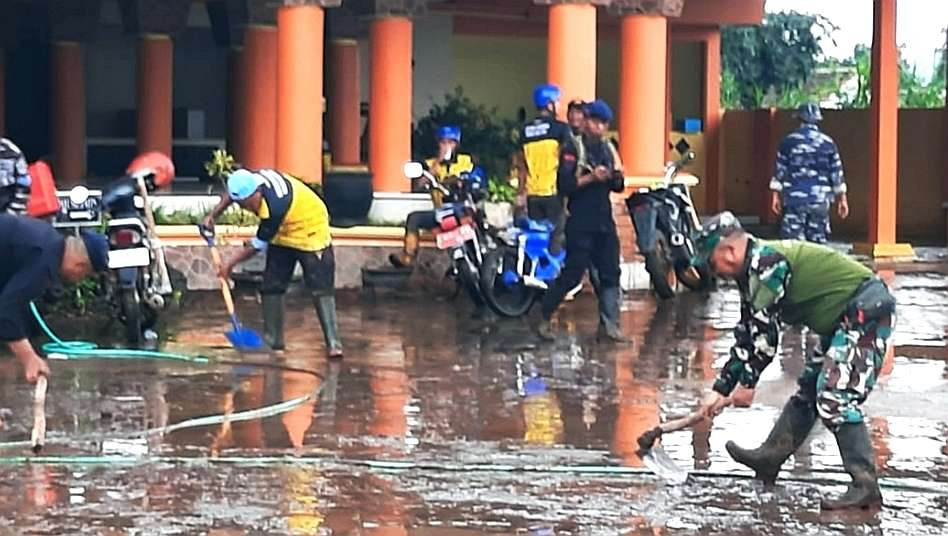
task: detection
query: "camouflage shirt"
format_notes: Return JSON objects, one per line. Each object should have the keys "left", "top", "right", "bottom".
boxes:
{"left": 712, "top": 238, "right": 873, "bottom": 396}
{"left": 770, "top": 124, "right": 845, "bottom": 208}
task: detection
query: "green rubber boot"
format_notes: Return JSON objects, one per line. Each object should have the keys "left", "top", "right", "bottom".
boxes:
{"left": 261, "top": 294, "right": 285, "bottom": 351}
{"left": 314, "top": 294, "right": 344, "bottom": 358}
{"left": 725, "top": 395, "right": 817, "bottom": 484}
{"left": 821, "top": 422, "right": 883, "bottom": 510}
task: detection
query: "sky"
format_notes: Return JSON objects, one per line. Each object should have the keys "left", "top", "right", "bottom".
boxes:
{"left": 764, "top": 0, "right": 948, "bottom": 79}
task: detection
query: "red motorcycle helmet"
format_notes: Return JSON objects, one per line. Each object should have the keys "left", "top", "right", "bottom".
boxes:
{"left": 126, "top": 151, "right": 175, "bottom": 190}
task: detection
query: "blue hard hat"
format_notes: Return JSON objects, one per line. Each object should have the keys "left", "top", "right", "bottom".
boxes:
{"left": 437, "top": 125, "right": 462, "bottom": 143}
{"left": 584, "top": 99, "right": 614, "bottom": 123}
{"left": 80, "top": 231, "right": 110, "bottom": 272}
{"left": 796, "top": 102, "right": 823, "bottom": 123}
{"left": 533, "top": 83, "right": 562, "bottom": 109}
{"left": 227, "top": 169, "right": 264, "bottom": 201}
{"left": 461, "top": 165, "right": 486, "bottom": 189}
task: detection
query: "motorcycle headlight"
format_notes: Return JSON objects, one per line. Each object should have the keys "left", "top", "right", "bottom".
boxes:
{"left": 69, "top": 186, "right": 90, "bottom": 205}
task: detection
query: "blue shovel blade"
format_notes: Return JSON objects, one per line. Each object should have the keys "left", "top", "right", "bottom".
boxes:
{"left": 225, "top": 324, "right": 265, "bottom": 351}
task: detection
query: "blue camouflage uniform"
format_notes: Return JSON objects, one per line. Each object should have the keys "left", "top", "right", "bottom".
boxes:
{"left": 770, "top": 124, "right": 845, "bottom": 243}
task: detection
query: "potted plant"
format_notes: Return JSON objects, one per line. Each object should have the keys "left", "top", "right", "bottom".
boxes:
{"left": 322, "top": 164, "right": 373, "bottom": 228}
{"left": 484, "top": 176, "right": 516, "bottom": 229}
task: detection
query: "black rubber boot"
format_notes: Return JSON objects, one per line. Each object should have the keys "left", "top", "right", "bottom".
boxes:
{"left": 821, "top": 422, "right": 883, "bottom": 510}
{"left": 536, "top": 315, "right": 556, "bottom": 341}
{"left": 314, "top": 294, "right": 344, "bottom": 358}
{"left": 725, "top": 395, "right": 817, "bottom": 484}
{"left": 261, "top": 294, "right": 285, "bottom": 351}
{"left": 597, "top": 287, "right": 630, "bottom": 343}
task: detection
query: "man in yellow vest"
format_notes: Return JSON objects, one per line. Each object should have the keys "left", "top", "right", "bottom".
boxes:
{"left": 203, "top": 169, "right": 342, "bottom": 358}
{"left": 389, "top": 125, "right": 484, "bottom": 268}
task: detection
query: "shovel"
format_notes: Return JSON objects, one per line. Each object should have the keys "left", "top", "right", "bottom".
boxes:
{"left": 635, "top": 409, "right": 712, "bottom": 485}
{"left": 198, "top": 225, "right": 265, "bottom": 351}
{"left": 31, "top": 375, "right": 47, "bottom": 454}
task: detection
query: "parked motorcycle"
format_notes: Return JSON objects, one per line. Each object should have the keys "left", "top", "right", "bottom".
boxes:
{"left": 52, "top": 153, "right": 175, "bottom": 345}
{"left": 479, "top": 218, "right": 565, "bottom": 317}
{"left": 402, "top": 161, "right": 491, "bottom": 308}
{"left": 625, "top": 140, "right": 710, "bottom": 299}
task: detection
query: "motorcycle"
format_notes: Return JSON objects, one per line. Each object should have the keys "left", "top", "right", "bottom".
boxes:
{"left": 625, "top": 139, "right": 710, "bottom": 299}
{"left": 478, "top": 218, "right": 566, "bottom": 317}
{"left": 402, "top": 161, "right": 491, "bottom": 308}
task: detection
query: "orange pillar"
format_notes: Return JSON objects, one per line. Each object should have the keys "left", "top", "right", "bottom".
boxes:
{"left": 328, "top": 39, "right": 361, "bottom": 166}
{"left": 619, "top": 14, "right": 668, "bottom": 180}
{"left": 241, "top": 25, "right": 278, "bottom": 169}
{"left": 702, "top": 29, "right": 723, "bottom": 212}
{"left": 276, "top": 6, "right": 324, "bottom": 184}
{"left": 547, "top": 3, "right": 596, "bottom": 118}
{"left": 137, "top": 34, "right": 173, "bottom": 156}
{"left": 50, "top": 41, "right": 86, "bottom": 185}
{"left": 369, "top": 17, "right": 412, "bottom": 192}
{"left": 858, "top": 0, "right": 913, "bottom": 257}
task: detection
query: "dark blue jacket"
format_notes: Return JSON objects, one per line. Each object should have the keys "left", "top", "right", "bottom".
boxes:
{"left": 0, "top": 215, "right": 64, "bottom": 341}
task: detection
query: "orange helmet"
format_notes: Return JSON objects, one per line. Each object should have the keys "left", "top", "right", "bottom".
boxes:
{"left": 126, "top": 151, "right": 175, "bottom": 190}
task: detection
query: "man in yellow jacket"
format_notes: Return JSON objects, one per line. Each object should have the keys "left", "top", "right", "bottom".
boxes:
{"left": 203, "top": 169, "right": 342, "bottom": 357}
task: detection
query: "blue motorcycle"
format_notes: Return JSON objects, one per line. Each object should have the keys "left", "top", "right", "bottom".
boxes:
{"left": 479, "top": 218, "right": 566, "bottom": 317}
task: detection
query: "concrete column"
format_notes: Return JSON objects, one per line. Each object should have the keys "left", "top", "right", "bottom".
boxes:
{"left": 227, "top": 46, "right": 243, "bottom": 163}
{"left": 369, "top": 16, "right": 413, "bottom": 192}
{"left": 136, "top": 34, "right": 173, "bottom": 156}
{"left": 619, "top": 14, "right": 667, "bottom": 179}
{"left": 546, "top": 3, "right": 597, "bottom": 119}
{"left": 702, "top": 29, "right": 722, "bottom": 212}
{"left": 241, "top": 25, "right": 278, "bottom": 169}
{"left": 50, "top": 41, "right": 86, "bottom": 185}
{"left": 328, "top": 39, "right": 361, "bottom": 166}
{"left": 276, "top": 6, "right": 324, "bottom": 183}
{"left": 856, "top": 0, "right": 913, "bottom": 257}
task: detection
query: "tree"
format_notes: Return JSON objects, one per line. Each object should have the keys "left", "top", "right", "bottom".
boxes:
{"left": 835, "top": 42, "right": 946, "bottom": 109}
{"left": 722, "top": 11, "right": 837, "bottom": 109}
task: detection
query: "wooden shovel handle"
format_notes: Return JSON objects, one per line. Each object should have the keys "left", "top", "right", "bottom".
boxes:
{"left": 208, "top": 245, "right": 236, "bottom": 317}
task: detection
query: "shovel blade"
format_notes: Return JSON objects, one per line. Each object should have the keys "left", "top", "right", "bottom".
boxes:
{"left": 642, "top": 445, "right": 689, "bottom": 485}
{"left": 225, "top": 327, "right": 265, "bottom": 351}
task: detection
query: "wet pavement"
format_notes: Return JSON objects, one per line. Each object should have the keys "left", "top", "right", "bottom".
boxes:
{"left": 1, "top": 257, "right": 947, "bottom": 535}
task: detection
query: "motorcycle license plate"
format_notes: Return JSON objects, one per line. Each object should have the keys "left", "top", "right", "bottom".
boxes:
{"left": 435, "top": 224, "right": 476, "bottom": 250}
{"left": 108, "top": 247, "right": 150, "bottom": 269}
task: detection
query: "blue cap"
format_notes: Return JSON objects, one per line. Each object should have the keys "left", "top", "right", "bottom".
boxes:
{"left": 584, "top": 99, "right": 614, "bottom": 123}
{"left": 80, "top": 231, "right": 109, "bottom": 272}
{"left": 533, "top": 83, "right": 562, "bottom": 109}
{"left": 437, "top": 125, "right": 462, "bottom": 143}
{"left": 227, "top": 169, "right": 264, "bottom": 201}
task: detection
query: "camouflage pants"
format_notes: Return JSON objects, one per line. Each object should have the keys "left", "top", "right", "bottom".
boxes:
{"left": 797, "top": 282, "right": 895, "bottom": 429}
{"left": 780, "top": 203, "right": 830, "bottom": 243}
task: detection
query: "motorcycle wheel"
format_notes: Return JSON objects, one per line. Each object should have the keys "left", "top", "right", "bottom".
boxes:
{"left": 479, "top": 249, "right": 537, "bottom": 317}
{"left": 644, "top": 239, "right": 675, "bottom": 300}
{"left": 120, "top": 287, "right": 144, "bottom": 346}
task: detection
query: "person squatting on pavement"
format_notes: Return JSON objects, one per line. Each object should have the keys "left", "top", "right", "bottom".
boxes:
{"left": 516, "top": 84, "right": 571, "bottom": 255}
{"left": 0, "top": 215, "right": 109, "bottom": 382}
{"left": 537, "top": 99, "right": 628, "bottom": 343}
{"left": 0, "top": 137, "right": 32, "bottom": 215}
{"left": 771, "top": 103, "right": 849, "bottom": 243}
{"left": 203, "top": 169, "right": 343, "bottom": 358}
{"left": 694, "top": 212, "right": 895, "bottom": 510}
{"left": 389, "top": 125, "right": 485, "bottom": 269}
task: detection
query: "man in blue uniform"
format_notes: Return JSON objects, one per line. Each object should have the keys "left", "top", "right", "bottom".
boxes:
{"left": 770, "top": 103, "right": 849, "bottom": 243}
{"left": 0, "top": 215, "right": 109, "bottom": 382}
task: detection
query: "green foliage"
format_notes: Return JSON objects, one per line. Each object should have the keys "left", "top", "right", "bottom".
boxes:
{"left": 834, "top": 43, "right": 946, "bottom": 109}
{"left": 722, "top": 11, "right": 837, "bottom": 109}
{"left": 152, "top": 206, "right": 259, "bottom": 226}
{"left": 412, "top": 87, "right": 520, "bottom": 180}
{"left": 204, "top": 149, "right": 236, "bottom": 183}
{"left": 487, "top": 177, "right": 517, "bottom": 204}
{"left": 47, "top": 277, "right": 104, "bottom": 316}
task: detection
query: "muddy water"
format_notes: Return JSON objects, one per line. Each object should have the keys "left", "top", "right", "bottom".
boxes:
{"left": 0, "top": 266, "right": 946, "bottom": 535}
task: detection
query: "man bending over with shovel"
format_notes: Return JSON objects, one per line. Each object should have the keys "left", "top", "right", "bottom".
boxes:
{"left": 692, "top": 212, "right": 895, "bottom": 511}
{"left": 203, "top": 169, "right": 343, "bottom": 358}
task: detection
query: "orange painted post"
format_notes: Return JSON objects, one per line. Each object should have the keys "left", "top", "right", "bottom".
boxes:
{"left": 665, "top": 29, "right": 672, "bottom": 151}
{"left": 241, "top": 25, "right": 278, "bottom": 169}
{"left": 328, "top": 39, "right": 361, "bottom": 166}
{"left": 277, "top": 6, "right": 324, "bottom": 184}
{"left": 619, "top": 14, "right": 668, "bottom": 180}
{"left": 547, "top": 3, "right": 597, "bottom": 119}
{"left": 858, "top": 0, "right": 913, "bottom": 257}
{"left": 50, "top": 41, "right": 86, "bottom": 185}
{"left": 702, "top": 29, "right": 723, "bottom": 212}
{"left": 136, "top": 34, "right": 173, "bottom": 156}
{"left": 369, "top": 17, "right": 413, "bottom": 192}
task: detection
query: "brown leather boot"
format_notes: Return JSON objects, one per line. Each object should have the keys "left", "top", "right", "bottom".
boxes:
{"left": 389, "top": 231, "right": 420, "bottom": 268}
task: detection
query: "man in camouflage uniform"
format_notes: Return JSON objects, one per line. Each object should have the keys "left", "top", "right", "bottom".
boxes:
{"left": 0, "top": 137, "right": 31, "bottom": 215}
{"left": 770, "top": 103, "right": 849, "bottom": 243}
{"left": 694, "top": 212, "right": 895, "bottom": 511}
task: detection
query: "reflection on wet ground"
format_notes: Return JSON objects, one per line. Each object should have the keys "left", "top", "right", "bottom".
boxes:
{"left": 1, "top": 263, "right": 946, "bottom": 534}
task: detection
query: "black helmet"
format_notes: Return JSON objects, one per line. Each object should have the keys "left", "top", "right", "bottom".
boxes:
{"left": 796, "top": 103, "right": 823, "bottom": 123}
